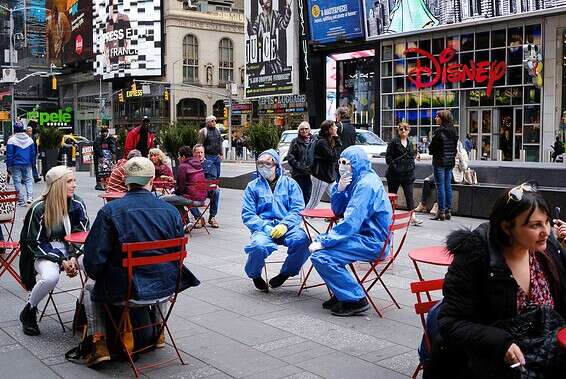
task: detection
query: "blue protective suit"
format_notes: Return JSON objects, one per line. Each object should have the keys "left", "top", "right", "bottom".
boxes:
{"left": 241, "top": 149, "right": 310, "bottom": 279}
{"left": 311, "top": 146, "right": 393, "bottom": 302}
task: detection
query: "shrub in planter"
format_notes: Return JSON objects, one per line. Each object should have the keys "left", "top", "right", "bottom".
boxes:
{"left": 245, "top": 121, "right": 280, "bottom": 157}
{"left": 158, "top": 121, "right": 199, "bottom": 161}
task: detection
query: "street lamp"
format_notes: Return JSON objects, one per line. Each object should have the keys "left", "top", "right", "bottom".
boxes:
{"left": 170, "top": 58, "right": 185, "bottom": 123}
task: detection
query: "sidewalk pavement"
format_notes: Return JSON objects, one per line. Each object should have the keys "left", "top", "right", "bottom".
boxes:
{"left": 0, "top": 166, "right": 484, "bottom": 378}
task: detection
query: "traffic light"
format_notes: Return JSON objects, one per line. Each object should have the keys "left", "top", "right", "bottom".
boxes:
{"left": 51, "top": 76, "right": 57, "bottom": 90}
{"left": 163, "top": 89, "right": 169, "bottom": 101}
{"left": 223, "top": 107, "right": 228, "bottom": 119}
{"left": 118, "top": 91, "right": 125, "bottom": 102}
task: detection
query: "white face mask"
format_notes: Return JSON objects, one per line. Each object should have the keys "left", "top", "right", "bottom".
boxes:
{"left": 339, "top": 164, "right": 351, "bottom": 177}
{"left": 258, "top": 166, "right": 275, "bottom": 180}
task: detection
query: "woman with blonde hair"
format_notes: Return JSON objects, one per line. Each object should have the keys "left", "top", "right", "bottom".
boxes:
{"left": 149, "top": 148, "right": 173, "bottom": 180}
{"left": 18, "top": 166, "right": 89, "bottom": 336}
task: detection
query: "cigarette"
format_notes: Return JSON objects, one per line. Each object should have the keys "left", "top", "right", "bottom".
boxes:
{"left": 510, "top": 363, "right": 521, "bottom": 369}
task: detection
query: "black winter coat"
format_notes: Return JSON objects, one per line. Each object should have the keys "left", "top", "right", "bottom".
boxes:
{"left": 385, "top": 137, "right": 415, "bottom": 180}
{"left": 311, "top": 137, "right": 338, "bottom": 183}
{"left": 287, "top": 134, "right": 311, "bottom": 177}
{"left": 428, "top": 125, "right": 458, "bottom": 168}
{"left": 426, "top": 223, "right": 566, "bottom": 379}
{"left": 338, "top": 120, "right": 356, "bottom": 151}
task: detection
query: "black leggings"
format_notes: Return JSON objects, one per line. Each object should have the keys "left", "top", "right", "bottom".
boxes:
{"left": 387, "top": 176, "right": 415, "bottom": 211}
{"left": 421, "top": 174, "right": 435, "bottom": 204}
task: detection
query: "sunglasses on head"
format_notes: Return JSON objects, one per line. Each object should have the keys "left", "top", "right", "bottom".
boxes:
{"left": 506, "top": 182, "right": 538, "bottom": 204}
{"left": 338, "top": 158, "right": 350, "bottom": 166}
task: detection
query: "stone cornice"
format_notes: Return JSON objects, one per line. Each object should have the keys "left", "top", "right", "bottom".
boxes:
{"left": 165, "top": 10, "right": 244, "bottom": 33}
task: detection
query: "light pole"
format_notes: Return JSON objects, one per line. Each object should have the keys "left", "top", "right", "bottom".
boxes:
{"left": 170, "top": 58, "right": 184, "bottom": 123}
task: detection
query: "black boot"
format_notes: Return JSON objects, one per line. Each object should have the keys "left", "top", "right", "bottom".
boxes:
{"left": 269, "top": 273, "right": 289, "bottom": 288}
{"left": 252, "top": 277, "right": 269, "bottom": 292}
{"left": 430, "top": 212, "right": 446, "bottom": 221}
{"left": 94, "top": 183, "right": 105, "bottom": 191}
{"left": 331, "top": 298, "right": 370, "bottom": 317}
{"left": 20, "top": 303, "right": 40, "bottom": 336}
{"left": 322, "top": 296, "right": 338, "bottom": 310}
{"left": 445, "top": 210, "right": 451, "bottom": 220}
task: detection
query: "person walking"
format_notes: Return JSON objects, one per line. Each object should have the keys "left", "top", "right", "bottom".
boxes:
{"left": 428, "top": 110, "right": 458, "bottom": 221}
{"left": 25, "top": 127, "right": 41, "bottom": 183}
{"left": 287, "top": 121, "right": 313, "bottom": 204}
{"left": 335, "top": 107, "right": 356, "bottom": 151}
{"left": 198, "top": 116, "right": 223, "bottom": 178}
{"left": 93, "top": 126, "right": 116, "bottom": 190}
{"left": 124, "top": 116, "right": 155, "bottom": 157}
{"left": 6, "top": 121, "right": 36, "bottom": 206}
{"left": 552, "top": 135, "right": 565, "bottom": 162}
{"left": 385, "top": 122, "right": 421, "bottom": 225}
{"left": 305, "top": 120, "right": 340, "bottom": 209}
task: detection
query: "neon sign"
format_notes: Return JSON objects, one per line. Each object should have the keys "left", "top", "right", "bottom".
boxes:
{"left": 404, "top": 48, "right": 507, "bottom": 96}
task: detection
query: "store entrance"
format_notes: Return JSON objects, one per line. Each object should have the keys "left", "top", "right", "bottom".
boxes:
{"left": 468, "top": 107, "right": 521, "bottom": 161}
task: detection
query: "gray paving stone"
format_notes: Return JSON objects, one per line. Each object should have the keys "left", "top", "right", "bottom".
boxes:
{"left": 0, "top": 345, "right": 59, "bottom": 378}
{"left": 282, "top": 373, "right": 323, "bottom": 379}
{"left": 376, "top": 350, "right": 421, "bottom": 377}
{"left": 174, "top": 294, "right": 224, "bottom": 318}
{"left": 49, "top": 361, "right": 136, "bottom": 378}
{"left": 243, "top": 365, "right": 305, "bottom": 379}
{"left": 0, "top": 328, "right": 16, "bottom": 346}
{"left": 296, "top": 351, "right": 407, "bottom": 379}
{"left": 252, "top": 336, "right": 306, "bottom": 353}
{"left": 360, "top": 344, "right": 413, "bottom": 364}
{"left": 279, "top": 345, "right": 336, "bottom": 365}
{"left": 190, "top": 310, "right": 292, "bottom": 346}
{"left": 176, "top": 332, "right": 287, "bottom": 378}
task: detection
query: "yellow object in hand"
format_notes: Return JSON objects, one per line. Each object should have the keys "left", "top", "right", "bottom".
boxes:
{"left": 271, "top": 224, "right": 288, "bottom": 239}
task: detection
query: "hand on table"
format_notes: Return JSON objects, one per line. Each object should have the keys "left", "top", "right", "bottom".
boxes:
{"left": 309, "top": 241, "right": 323, "bottom": 253}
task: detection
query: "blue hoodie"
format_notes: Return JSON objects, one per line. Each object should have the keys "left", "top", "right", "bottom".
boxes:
{"left": 6, "top": 132, "right": 35, "bottom": 167}
{"left": 241, "top": 149, "right": 304, "bottom": 234}
{"left": 317, "top": 146, "right": 392, "bottom": 249}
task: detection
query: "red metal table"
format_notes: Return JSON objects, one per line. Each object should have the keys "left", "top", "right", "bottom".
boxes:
{"left": 153, "top": 179, "right": 175, "bottom": 195}
{"left": 98, "top": 192, "right": 126, "bottom": 203}
{"left": 64, "top": 231, "right": 89, "bottom": 245}
{"left": 409, "top": 245, "right": 453, "bottom": 281}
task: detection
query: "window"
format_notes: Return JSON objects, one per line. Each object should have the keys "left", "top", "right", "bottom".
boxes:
{"left": 219, "top": 38, "right": 233, "bottom": 84}
{"left": 183, "top": 35, "right": 199, "bottom": 83}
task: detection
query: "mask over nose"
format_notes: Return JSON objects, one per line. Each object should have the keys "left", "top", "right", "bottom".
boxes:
{"left": 258, "top": 166, "right": 275, "bottom": 180}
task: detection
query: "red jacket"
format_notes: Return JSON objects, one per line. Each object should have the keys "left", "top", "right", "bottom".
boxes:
{"left": 175, "top": 157, "right": 207, "bottom": 202}
{"left": 124, "top": 126, "right": 155, "bottom": 157}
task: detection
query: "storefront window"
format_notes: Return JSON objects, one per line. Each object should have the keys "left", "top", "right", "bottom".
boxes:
{"left": 492, "top": 29, "right": 506, "bottom": 48}
{"left": 336, "top": 54, "right": 376, "bottom": 127}
{"left": 476, "top": 32, "right": 489, "bottom": 50}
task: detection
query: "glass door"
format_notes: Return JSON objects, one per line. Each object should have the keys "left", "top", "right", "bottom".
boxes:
{"left": 468, "top": 109, "right": 492, "bottom": 159}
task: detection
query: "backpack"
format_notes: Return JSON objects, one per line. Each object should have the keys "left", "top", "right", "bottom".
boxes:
{"left": 304, "top": 137, "right": 318, "bottom": 172}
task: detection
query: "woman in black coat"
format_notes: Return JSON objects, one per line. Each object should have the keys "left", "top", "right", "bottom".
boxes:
{"left": 385, "top": 122, "right": 421, "bottom": 225}
{"left": 287, "top": 121, "right": 312, "bottom": 204}
{"left": 305, "top": 120, "right": 339, "bottom": 209}
{"left": 426, "top": 184, "right": 566, "bottom": 379}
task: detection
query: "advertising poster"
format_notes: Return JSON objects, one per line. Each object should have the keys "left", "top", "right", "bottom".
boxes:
{"left": 364, "top": 0, "right": 566, "bottom": 40}
{"left": 245, "top": 0, "right": 297, "bottom": 98}
{"left": 45, "top": 0, "right": 93, "bottom": 65}
{"left": 93, "top": 0, "right": 162, "bottom": 79}
{"left": 307, "top": 0, "right": 364, "bottom": 44}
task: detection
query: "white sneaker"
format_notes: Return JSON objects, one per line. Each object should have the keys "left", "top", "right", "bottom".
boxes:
{"left": 411, "top": 216, "right": 423, "bottom": 226}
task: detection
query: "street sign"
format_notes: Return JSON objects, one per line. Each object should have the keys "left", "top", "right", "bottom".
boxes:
{"left": 0, "top": 69, "right": 16, "bottom": 83}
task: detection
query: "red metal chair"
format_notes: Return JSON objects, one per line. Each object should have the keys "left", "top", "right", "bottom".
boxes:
{"left": 348, "top": 210, "right": 413, "bottom": 317}
{"left": 0, "top": 241, "right": 23, "bottom": 288}
{"left": 104, "top": 237, "right": 188, "bottom": 377}
{"left": 409, "top": 278, "right": 445, "bottom": 379}
{"left": 153, "top": 179, "right": 175, "bottom": 195}
{"left": 0, "top": 191, "right": 19, "bottom": 241}
{"left": 185, "top": 179, "right": 220, "bottom": 235}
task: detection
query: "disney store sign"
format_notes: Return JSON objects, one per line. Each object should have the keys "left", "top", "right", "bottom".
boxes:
{"left": 404, "top": 47, "right": 507, "bottom": 96}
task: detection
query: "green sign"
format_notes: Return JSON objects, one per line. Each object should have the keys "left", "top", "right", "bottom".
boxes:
{"left": 27, "top": 106, "right": 73, "bottom": 127}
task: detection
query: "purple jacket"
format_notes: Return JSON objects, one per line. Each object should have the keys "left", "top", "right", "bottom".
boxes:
{"left": 175, "top": 157, "right": 207, "bottom": 202}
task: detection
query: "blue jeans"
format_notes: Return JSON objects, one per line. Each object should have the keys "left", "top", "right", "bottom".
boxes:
{"left": 11, "top": 165, "right": 33, "bottom": 204}
{"left": 205, "top": 155, "right": 221, "bottom": 178}
{"left": 433, "top": 166, "right": 453, "bottom": 213}
{"left": 190, "top": 189, "right": 220, "bottom": 218}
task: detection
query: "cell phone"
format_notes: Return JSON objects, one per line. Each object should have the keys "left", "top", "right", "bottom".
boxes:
{"left": 553, "top": 207, "right": 561, "bottom": 222}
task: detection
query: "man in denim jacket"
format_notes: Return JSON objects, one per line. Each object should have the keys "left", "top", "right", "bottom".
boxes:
{"left": 77, "top": 157, "right": 199, "bottom": 366}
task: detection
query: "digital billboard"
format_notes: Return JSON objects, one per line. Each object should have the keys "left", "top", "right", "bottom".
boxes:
{"left": 307, "top": 0, "right": 364, "bottom": 44}
{"left": 93, "top": 0, "right": 162, "bottom": 79}
{"left": 364, "top": 0, "right": 566, "bottom": 40}
{"left": 245, "top": 0, "right": 298, "bottom": 98}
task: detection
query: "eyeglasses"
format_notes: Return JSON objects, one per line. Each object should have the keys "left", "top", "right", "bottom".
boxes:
{"left": 338, "top": 158, "right": 351, "bottom": 166}
{"left": 506, "top": 182, "right": 538, "bottom": 204}
{"left": 299, "top": 128, "right": 309, "bottom": 132}
{"left": 257, "top": 161, "right": 275, "bottom": 168}
{"left": 398, "top": 127, "right": 409, "bottom": 132}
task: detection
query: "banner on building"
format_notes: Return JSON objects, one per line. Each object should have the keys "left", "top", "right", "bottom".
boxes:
{"left": 307, "top": 0, "right": 364, "bottom": 44}
{"left": 45, "top": 0, "right": 93, "bottom": 66}
{"left": 93, "top": 0, "right": 162, "bottom": 79}
{"left": 245, "top": 0, "right": 298, "bottom": 98}
{"left": 363, "top": 0, "right": 566, "bottom": 40}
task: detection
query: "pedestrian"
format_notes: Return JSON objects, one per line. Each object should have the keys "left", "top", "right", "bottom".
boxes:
{"left": 551, "top": 135, "right": 565, "bottom": 162}
{"left": 426, "top": 184, "right": 566, "bottom": 378}
{"left": 287, "top": 121, "right": 312, "bottom": 204}
{"left": 197, "top": 115, "right": 223, "bottom": 178}
{"left": 18, "top": 166, "right": 89, "bottom": 336}
{"left": 93, "top": 126, "right": 116, "bottom": 190}
{"left": 104, "top": 149, "right": 142, "bottom": 193}
{"left": 25, "top": 127, "right": 41, "bottom": 183}
{"left": 6, "top": 121, "right": 36, "bottom": 206}
{"left": 149, "top": 148, "right": 173, "bottom": 180}
{"left": 428, "top": 110, "right": 458, "bottom": 221}
{"left": 75, "top": 157, "right": 200, "bottom": 365}
{"left": 305, "top": 120, "right": 340, "bottom": 209}
{"left": 463, "top": 134, "right": 473, "bottom": 155}
{"left": 309, "top": 146, "right": 393, "bottom": 316}
{"left": 189, "top": 144, "right": 220, "bottom": 229}
{"left": 241, "top": 149, "right": 310, "bottom": 292}
{"left": 335, "top": 106, "right": 356, "bottom": 151}
{"left": 385, "top": 121, "right": 421, "bottom": 225}
{"left": 124, "top": 116, "right": 155, "bottom": 157}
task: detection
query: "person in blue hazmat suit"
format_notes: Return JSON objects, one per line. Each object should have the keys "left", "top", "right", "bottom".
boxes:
{"left": 309, "top": 146, "right": 393, "bottom": 316}
{"left": 241, "top": 149, "right": 311, "bottom": 291}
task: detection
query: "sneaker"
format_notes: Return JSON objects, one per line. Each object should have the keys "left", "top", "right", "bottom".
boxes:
{"left": 192, "top": 218, "right": 206, "bottom": 229}
{"left": 331, "top": 298, "right": 370, "bottom": 317}
{"left": 208, "top": 217, "right": 219, "bottom": 229}
{"left": 20, "top": 303, "right": 40, "bottom": 336}
{"left": 183, "top": 223, "right": 195, "bottom": 234}
{"left": 322, "top": 296, "right": 338, "bottom": 310}
{"left": 26, "top": 198, "right": 33, "bottom": 205}
{"left": 445, "top": 211, "right": 452, "bottom": 220}
{"left": 414, "top": 203, "right": 427, "bottom": 213}
{"left": 429, "top": 203, "right": 438, "bottom": 215}
{"left": 252, "top": 277, "right": 269, "bottom": 292}
{"left": 85, "top": 334, "right": 111, "bottom": 367}
{"left": 268, "top": 273, "right": 289, "bottom": 288}
{"left": 411, "top": 215, "right": 423, "bottom": 226}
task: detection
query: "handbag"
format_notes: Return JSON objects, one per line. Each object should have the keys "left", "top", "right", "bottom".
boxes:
{"left": 463, "top": 168, "right": 478, "bottom": 185}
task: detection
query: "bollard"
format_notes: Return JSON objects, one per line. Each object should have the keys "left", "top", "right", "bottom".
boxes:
{"left": 519, "top": 149, "right": 526, "bottom": 162}
{"left": 496, "top": 149, "right": 503, "bottom": 161}
{"left": 230, "top": 147, "right": 236, "bottom": 160}
{"left": 470, "top": 149, "right": 477, "bottom": 161}
{"left": 37, "top": 159, "right": 43, "bottom": 176}
{"left": 90, "top": 161, "right": 95, "bottom": 177}
{"left": 243, "top": 147, "right": 248, "bottom": 161}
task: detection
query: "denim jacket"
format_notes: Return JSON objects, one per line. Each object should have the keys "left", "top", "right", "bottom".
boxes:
{"left": 83, "top": 189, "right": 200, "bottom": 303}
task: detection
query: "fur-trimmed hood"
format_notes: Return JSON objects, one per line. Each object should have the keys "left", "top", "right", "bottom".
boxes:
{"left": 446, "top": 222, "right": 489, "bottom": 256}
